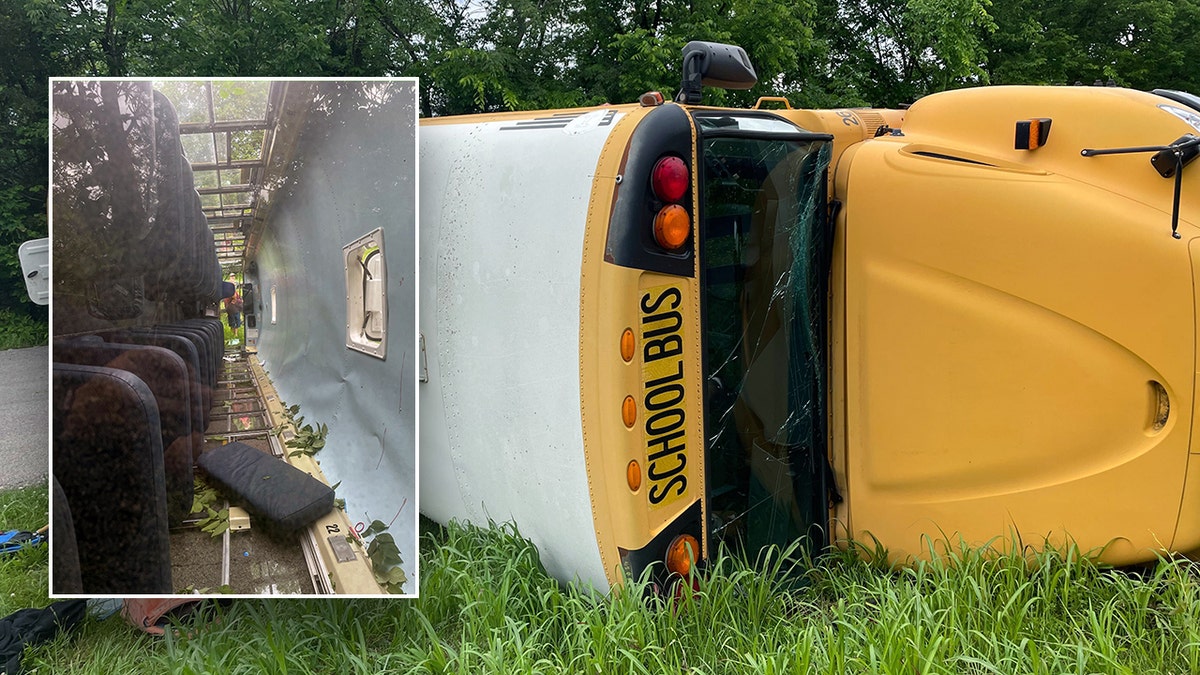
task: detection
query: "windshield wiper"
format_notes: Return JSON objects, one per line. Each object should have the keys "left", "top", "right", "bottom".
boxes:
{"left": 1081, "top": 134, "right": 1200, "bottom": 239}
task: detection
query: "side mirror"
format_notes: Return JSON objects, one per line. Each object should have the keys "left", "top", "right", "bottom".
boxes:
{"left": 1150, "top": 134, "right": 1200, "bottom": 178}
{"left": 676, "top": 41, "right": 758, "bottom": 105}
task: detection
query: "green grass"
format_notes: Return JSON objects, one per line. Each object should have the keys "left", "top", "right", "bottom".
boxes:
{"left": 11, "top": 519, "right": 1200, "bottom": 674}
{"left": 224, "top": 325, "right": 236, "bottom": 345}
{"left": 222, "top": 314, "right": 241, "bottom": 347}
{"left": 0, "top": 483, "right": 50, "bottom": 616}
{"left": 0, "top": 309, "right": 47, "bottom": 350}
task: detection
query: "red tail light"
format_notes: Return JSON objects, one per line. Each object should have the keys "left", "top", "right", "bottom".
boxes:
{"left": 651, "top": 156, "right": 689, "bottom": 203}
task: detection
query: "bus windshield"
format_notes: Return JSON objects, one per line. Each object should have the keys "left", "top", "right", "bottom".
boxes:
{"left": 698, "top": 119, "right": 833, "bottom": 562}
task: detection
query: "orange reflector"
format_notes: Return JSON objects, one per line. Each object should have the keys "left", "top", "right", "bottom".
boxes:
{"left": 1015, "top": 117, "right": 1052, "bottom": 150}
{"left": 666, "top": 534, "right": 700, "bottom": 576}
{"left": 622, "top": 395, "right": 636, "bottom": 428}
{"left": 620, "top": 328, "right": 635, "bottom": 362}
{"left": 654, "top": 204, "right": 690, "bottom": 251}
{"left": 626, "top": 460, "right": 641, "bottom": 491}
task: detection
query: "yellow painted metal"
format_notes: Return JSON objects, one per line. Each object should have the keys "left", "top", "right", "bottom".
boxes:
{"left": 578, "top": 104, "right": 706, "bottom": 587}
{"left": 637, "top": 277, "right": 696, "bottom": 513}
{"left": 1176, "top": 240, "right": 1200, "bottom": 556}
{"left": 825, "top": 86, "right": 1197, "bottom": 565}
{"left": 578, "top": 104, "right": 649, "bottom": 587}
{"left": 1171, "top": 452, "right": 1200, "bottom": 555}
{"left": 777, "top": 108, "right": 906, "bottom": 178}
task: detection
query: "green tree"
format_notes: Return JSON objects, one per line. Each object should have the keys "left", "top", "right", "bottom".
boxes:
{"left": 568, "top": 0, "right": 820, "bottom": 109}
{"left": 814, "top": 0, "right": 996, "bottom": 107}
{"left": 122, "top": 0, "right": 340, "bottom": 75}
{"left": 986, "top": 0, "right": 1200, "bottom": 91}
{"left": 0, "top": 0, "right": 66, "bottom": 313}
{"left": 363, "top": 0, "right": 481, "bottom": 115}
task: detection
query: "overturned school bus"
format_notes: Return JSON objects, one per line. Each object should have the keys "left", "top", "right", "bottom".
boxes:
{"left": 419, "top": 42, "right": 1200, "bottom": 592}
{"left": 50, "top": 79, "right": 417, "bottom": 596}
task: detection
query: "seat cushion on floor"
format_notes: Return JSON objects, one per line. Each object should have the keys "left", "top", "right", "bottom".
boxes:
{"left": 197, "top": 442, "right": 334, "bottom": 531}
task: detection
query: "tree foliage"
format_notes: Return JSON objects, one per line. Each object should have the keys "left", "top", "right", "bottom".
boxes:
{"left": 10, "top": 0, "right": 1200, "bottom": 114}
{"left": 810, "top": 0, "right": 996, "bottom": 107}
{"left": 985, "top": 0, "right": 1200, "bottom": 91}
{"left": 2, "top": 0, "right": 1199, "bottom": 313}
{"left": 0, "top": 0, "right": 59, "bottom": 313}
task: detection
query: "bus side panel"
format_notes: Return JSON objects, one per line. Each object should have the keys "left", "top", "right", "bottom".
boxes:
{"left": 1170, "top": 239, "right": 1200, "bottom": 554}
{"left": 420, "top": 111, "right": 623, "bottom": 589}
{"left": 841, "top": 134, "right": 1194, "bottom": 564}
{"left": 250, "top": 85, "right": 418, "bottom": 584}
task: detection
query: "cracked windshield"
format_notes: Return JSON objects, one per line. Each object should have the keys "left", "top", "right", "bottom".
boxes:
{"left": 700, "top": 119, "right": 833, "bottom": 562}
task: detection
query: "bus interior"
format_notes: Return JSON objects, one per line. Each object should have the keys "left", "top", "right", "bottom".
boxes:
{"left": 50, "top": 79, "right": 417, "bottom": 596}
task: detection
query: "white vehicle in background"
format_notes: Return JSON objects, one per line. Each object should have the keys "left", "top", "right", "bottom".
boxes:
{"left": 18, "top": 238, "right": 48, "bottom": 306}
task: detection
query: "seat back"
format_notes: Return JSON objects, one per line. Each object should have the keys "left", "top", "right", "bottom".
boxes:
{"left": 103, "top": 330, "right": 206, "bottom": 435}
{"left": 55, "top": 340, "right": 194, "bottom": 525}
{"left": 53, "top": 363, "right": 172, "bottom": 594}
{"left": 51, "top": 476, "right": 83, "bottom": 594}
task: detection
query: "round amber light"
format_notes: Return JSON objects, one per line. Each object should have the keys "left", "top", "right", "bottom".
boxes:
{"left": 622, "top": 395, "right": 636, "bottom": 428}
{"left": 653, "top": 204, "right": 690, "bottom": 251}
{"left": 665, "top": 534, "right": 700, "bottom": 576}
{"left": 620, "top": 328, "right": 635, "bottom": 362}
{"left": 626, "top": 460, "right": 641, "bottom": 492}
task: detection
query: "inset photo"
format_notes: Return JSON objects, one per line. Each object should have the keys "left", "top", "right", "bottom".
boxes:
{"left": 50, "top": 78, "right": 417, "bottom": 597}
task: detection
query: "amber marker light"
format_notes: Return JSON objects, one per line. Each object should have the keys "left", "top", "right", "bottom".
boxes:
{"left": 654, "top": 204, "right": 691, "bottom": 251}
{"left": 626, "top": 460, "right": 641, "bottom": 492}
{"left": 1015, "top": 117, "right": 1053, "bottom": 150}
{"left": 622, "top": 395, "right": 637, "bottom": 428}
{"left": 665, "top": 534, "right": 700, "bottom": 576}
{"left": 639, "top": 91, "right": 665, "bottom": 107}
{"left": 620, "top": 328, "right": 635, "bottom": 362}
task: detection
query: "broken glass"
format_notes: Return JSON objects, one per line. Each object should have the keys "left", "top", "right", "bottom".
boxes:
{"left": 700, "top": 125, "right": 833, "bottom": 563}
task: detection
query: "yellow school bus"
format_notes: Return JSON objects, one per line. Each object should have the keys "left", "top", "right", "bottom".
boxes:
{"left": 419, "top": 42, "right": 1200, "bottom": 592}
{"left": 777, "top": 85, "right": 1200, "bottom": 567}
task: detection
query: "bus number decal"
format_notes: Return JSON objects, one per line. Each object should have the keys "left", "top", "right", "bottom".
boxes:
{"left": 640, "top": 283, "right": 689, "bottom": 507}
